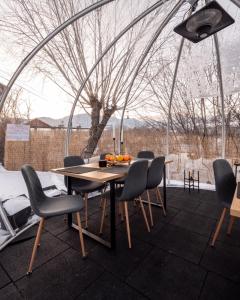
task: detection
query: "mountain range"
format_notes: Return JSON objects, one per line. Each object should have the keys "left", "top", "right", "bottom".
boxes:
{"left": 39, "top": 113, "right": 145, "bottom": 129}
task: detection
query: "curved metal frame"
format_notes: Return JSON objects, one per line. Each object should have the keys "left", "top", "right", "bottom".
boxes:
{"left": 213, "top": 34, "right": 226, "bottom": 158}
{"left": 231, "top": 0, "right": 240, "bottom": 8}
{"left": 119, "top": 0, "right": 185, "bottom": 149}
{"left": 0, "top": 0, "right": 228, "bottom": 161}
{"left": 0, "top": 0, "right": 114, "bottom": 113}
{"left": 165, "top": 8, "right": 193, "bottom": 183}
{"left": 166, "top": 37, "right": 185, "bottom": 157}
{"left": 166, "top": 7, "right": 193, "bottom": 157}
{"left": 65, "top": 0, "right": 170, "bottom": 155}
{"left": 205, "top": 0, "right": 226, "bottom": 158}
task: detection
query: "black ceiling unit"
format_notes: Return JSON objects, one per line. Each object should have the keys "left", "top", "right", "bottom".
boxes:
{"left": 174, "top": 1, "right": 235, "bottom": 43}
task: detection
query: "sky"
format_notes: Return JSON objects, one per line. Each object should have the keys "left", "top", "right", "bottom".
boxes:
{"left": 0, "top": 0, "right": 239, "bottom": 120}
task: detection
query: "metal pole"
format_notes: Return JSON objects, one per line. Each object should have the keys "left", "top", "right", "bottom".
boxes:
{"left": 119, "top": 0, "right": 185, "bottom": 145}
{"left": 213, "top": 34, "right": 226, "bottom": 158}
{"left": 65, "top": 0, "right": 171, "bottom": 155}
{"left": 230, "top": 0, "right": 240, "bottom": 8}
{"left": 166, "top": 8, "right": 192, "bottom": 183}
{"left": 166, "top": 37, "right": 185, "bottom": 157}
{"left": 0, "top": 0, "right": 115, "bottom": 113}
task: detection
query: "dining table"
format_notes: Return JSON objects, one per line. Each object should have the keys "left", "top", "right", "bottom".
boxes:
{"left": 51, "top": 158, "right": 173, "bottom": 249}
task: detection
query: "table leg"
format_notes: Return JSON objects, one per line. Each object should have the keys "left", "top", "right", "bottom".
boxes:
{"left": 110, "top": 180, "right": 116, "bottom": 249}
{"left": 163, "top": 164, "right": 167, "bottom": 211}
{"left": 67, "top": 176, "right": 72, "bottom": 227}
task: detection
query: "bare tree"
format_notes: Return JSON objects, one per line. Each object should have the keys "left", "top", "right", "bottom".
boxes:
{"left": 1, "top": 0, "right": 163, "bottom": 158}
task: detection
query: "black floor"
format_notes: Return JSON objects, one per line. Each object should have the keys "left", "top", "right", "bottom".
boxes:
{"left": 1, "top": 187, "right": 240, "bottom": 300}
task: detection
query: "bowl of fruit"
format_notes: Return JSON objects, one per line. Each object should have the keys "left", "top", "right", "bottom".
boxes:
{"left": 105, "top": 154, "right": 116, "bottom": 165}
{"left": 105, "top": 154, "right": 132, "bottom": 166}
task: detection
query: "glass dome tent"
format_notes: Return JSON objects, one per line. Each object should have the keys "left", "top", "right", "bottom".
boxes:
{"left": 0, "top": 0, "right": 239, "bottom": 165}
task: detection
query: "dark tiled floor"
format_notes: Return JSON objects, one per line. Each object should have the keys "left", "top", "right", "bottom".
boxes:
{"left": 1, "top": 187, "right": 240, "bottom": 299}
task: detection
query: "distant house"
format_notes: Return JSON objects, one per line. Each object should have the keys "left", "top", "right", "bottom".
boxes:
{"left": 28, "top": 118, "right": 53, "bottom": 129}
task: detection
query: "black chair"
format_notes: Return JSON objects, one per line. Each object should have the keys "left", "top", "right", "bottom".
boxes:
{"left": 100, "top": 160, "right": 150, "bottom": 248}
{"left": 211, "top": 159, "right": 236, "bottom": 246}
{"left": 137, "top": 151, "right": 155, "bottom": 159}
{"left": 146, "top": 156, "right": 166, "bottom": 226}
{"left": 64, "top": 156, "right": 105, "bottom": 228}
{"left": 115, "top": 151, "right": 155, "bottom": 186}
{"left": 21, "top": 165, "right": 86, "bottom": 274}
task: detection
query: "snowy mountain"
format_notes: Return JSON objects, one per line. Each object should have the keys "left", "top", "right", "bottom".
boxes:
{"left": 39, "top": 114, "right": 144, "bottom": 129}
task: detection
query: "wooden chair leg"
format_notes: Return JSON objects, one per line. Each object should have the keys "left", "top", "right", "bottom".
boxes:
{"left": 156, "top": 188, "right": 166, "bottom": 216}
{"left": 211, "top": 208, "right": 226, "bottom": 247}
{"left": 139, "top": 197, "right": 150, "bottom": 232}
{"left": 76, "top": 212, "right": 86, "bottom": 257}
{"left": 227, "top": 216, "right": 235, "bottom": 235}
{"left": 99, "top": 198, "right": 107, "bottom": 234}
{"left": 27, "top": 218, "right": 45, "bottom": 274}
{"left": 147, "top": 190, "right": 154, "bottom": 227}
{"left": 124, "top": 201, "right": 132, "bottom": 248}
{"left": 99, "top": 186, "right": 107, "bottom": 209}
{"left": 37, "top": 218, "right": 45, "bottom": 247}
{"left": 84, "top": 193, "right": 88, "bottom": 228}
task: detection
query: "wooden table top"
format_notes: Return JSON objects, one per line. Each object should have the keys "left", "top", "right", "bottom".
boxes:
{"left": 51, "top": 166, "right": 125, "bottom": 183}
{"left": 51, "top": 159, "right": 173, "bottom": 183}
{"left": 230, "top": 183, "right": 240, "bottom": 217}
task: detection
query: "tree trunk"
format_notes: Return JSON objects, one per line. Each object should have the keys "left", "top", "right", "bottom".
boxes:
{"left": 82, "top": 98, "right": 115, "bottom": 159}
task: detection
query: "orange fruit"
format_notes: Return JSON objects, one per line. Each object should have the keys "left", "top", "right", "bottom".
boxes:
{"left": 105, "top": 154, "right": 110, "bottom": 161}
{"left": 116, "top": 155, "right": 123, "bottom": 161}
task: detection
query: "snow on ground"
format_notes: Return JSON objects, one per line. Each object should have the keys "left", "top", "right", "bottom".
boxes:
{"left": 0, "top": 168, "right": 66, "bottom": 201}
{"left": 168, "top": 179, "right": 215, "bottom": 191}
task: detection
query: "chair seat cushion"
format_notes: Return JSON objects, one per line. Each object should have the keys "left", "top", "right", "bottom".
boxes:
{"left": 72, "top": 181, "right": 105, "bottom": 194}
{"left": 39, "top": 194, "right": 84, "bottom": 217}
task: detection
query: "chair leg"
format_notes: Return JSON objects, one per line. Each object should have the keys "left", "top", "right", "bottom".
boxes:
{"left": 99, "top": 197, "right": 107, "bottom": 234}
{"left": 156, "top": 188, "right": 166, "bottom": 216}
{"left": 37, "top": 219, "right": 45, "bottom": 247}
{"left": 84, "top": 193, "right": 88, "bottom": 228}
{"left": 211, "top": 208, "right": 226, "bottom": 247}
{"left": 27, "top": 218, "right": 45, "bottom": 275}
{"left": 76, "top": 212, "right": 86, "bottom": 257}
{"left": 227, "top": 216, "right": 235, "bottom": 235}
{"left": 99, "top": 187, "right": 106, "bottom": 208}
{"left": 139, "top": 197, "right": 150, "bottom": 232}
{"left": 147, "top": 190, "right": 154, "bottom": 227}
{"left": 124, "top": 201, "right": 132, "bottom": 248}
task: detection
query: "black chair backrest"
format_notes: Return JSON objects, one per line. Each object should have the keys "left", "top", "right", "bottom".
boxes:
{"left": 119, "top": 160, "right": 148, "bottom": 201}
{"left": 147, "top": 156, "right": 165, "bottom": 189}
{"left": 21, "top": 164, "right": 46, "bottom": 216}
{"left": 213, "top": 159, "right": 236, "bottom": 205}
{"left": 137, "top": 151, "right": 155, "bottom": 159}
{"left": 64, "top": 156, "right": 85, "bottom": 187}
